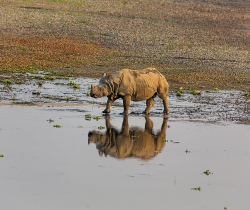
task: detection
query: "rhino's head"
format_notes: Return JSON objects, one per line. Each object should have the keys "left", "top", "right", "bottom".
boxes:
{"left": 90, "top": 84, "right": 109, "bottom": 98}
{"left": 90, "top": 73, "right": 113, "bottom": 98}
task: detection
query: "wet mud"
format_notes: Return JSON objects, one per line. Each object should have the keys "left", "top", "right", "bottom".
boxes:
{"left": 1, "top": 71, "right": 250, "bottom": 124}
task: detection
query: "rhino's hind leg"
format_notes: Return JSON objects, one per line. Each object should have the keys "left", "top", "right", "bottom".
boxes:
{"left": 157, "top": 93, "right": 169, "bottom": 114}
{"left": 162, "top": 97, "right": 170, "bottom": 114}
{"left": 143, "top": 97, "right": 155, "bottom": 114}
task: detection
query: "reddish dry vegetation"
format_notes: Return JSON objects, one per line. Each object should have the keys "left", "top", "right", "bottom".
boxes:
{"left": 0, "top": 0, "right": 250, "bottom": 90}
{"left": 0, "top": 36, "right": 113, "bottom": 70}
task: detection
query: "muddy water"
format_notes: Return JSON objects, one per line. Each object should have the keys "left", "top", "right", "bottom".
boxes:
{"left": 0, "top": 104, "right": 250, "bottom": 210}
{"left": 1, "top": 74, "right": 250, "bottom": 209}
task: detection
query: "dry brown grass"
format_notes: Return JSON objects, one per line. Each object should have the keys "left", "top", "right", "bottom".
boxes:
{"left": 0, "top": 0, "right": 250, "bottom": 90}
{"left": 0, "top": 36, "right": 113, "bottom": 69}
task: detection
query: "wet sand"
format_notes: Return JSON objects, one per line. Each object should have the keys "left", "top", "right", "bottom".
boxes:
{"left": 0, "top": 104, "right": 250, "bottom": 210}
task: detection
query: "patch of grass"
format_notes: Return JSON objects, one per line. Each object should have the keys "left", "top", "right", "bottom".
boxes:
{"left": 191, "top": 186, "right": 201, "bottom": 191}
{"left": 53, "top": 124, "right": 62, "bottom": 128}
{"left": 68, "top": 81, "right": 81, "bottom": 89}
{"left": 85, "top": 114, "right": 91, "bottom": 121}
{"left": 47, "top": 0, "right": 68, "bottom": 3}
{"left": 66, "top": 96, "right": 72, "bottom": 102}
{"left": 32, "top": 91, "right": 41, "bottom": 95}
{"left": 176, "top": 91, "right": 183, "bottom": 97}
{"left": 12, "top": 93, "right": 17, "bottom": 101}
{"left": 204, "top": 170, "right": 213, "bottom": 175}
{"left": 93, "top": 116, "right": 101, "bottom": 121}
{"left": 19, "top": 46, "right": 26, "bottom": 51}
{"left": 47, "top": 119, "right": 54, "bottom": 123}
{"left": 16, "top": 80, "right": 25, "bottom": 85}
{"left": 191, "top": 90, "right": 201, "bottom": 95}
{"left": 3, "top": 79, "right": 12, "bottom": 85}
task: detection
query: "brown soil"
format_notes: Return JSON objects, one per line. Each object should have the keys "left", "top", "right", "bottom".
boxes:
{"left": 0, "top": 0, "right": 250, "bottom": 90}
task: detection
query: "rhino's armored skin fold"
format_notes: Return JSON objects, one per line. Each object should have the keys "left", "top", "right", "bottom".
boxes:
{"left": 90, "top": 68, "right": 169, "bottom": 115}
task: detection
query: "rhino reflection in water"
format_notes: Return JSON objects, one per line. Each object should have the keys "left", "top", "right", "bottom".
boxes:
{"left": 88, "top": 115, "right": 168, "bottom": 160}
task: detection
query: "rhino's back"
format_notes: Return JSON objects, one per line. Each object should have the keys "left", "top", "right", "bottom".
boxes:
{"left": 112, "top": 68, "right": 167, "bottom": 100}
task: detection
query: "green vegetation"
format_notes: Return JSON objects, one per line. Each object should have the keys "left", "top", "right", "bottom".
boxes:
{"left": 3, "top": 79, "right": 12, "bottom": 85}
{"left": 32, "top": 91, "right": 41, "bottom": 95}
{"left": 68, "top": 81, "right": 80, "bottom": 89}
{"left": 204, "top": 170, "right": 213, "bottom": 175}
{"left": 191, "top": 186, "right": 201, "bottom": 191}
{"left": 191, "top": 90, "right": 201, "bottom": 95}
{"left": 53, "top": 124, "right": 62, "bottom": 128}
{"left": 47, "top": 119, "right": 55, "bottom": 123}
{"left": 85, "top": 114, "right": 91, "bottom": 121}
{"left": 84, "top": 114, "right": 101, "bottom": 121}
{"left": 176, "top": 91, "right": 183, "bottom": 97}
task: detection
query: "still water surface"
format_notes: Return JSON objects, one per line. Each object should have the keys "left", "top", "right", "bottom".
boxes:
{"left": 0, "top": 105, "right": 249, "bottom": 210}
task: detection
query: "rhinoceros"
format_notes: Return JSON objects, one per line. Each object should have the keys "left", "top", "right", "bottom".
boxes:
{"left": 88, "top": 115, "right": 168, "bottom": 160}
{"left": 90, "top": 68, "right": 169, "bottom": 115}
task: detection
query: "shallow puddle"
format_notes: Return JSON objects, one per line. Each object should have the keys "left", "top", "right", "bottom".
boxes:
{"left": 0, "top": 104, "right": 250, "bottom": 210}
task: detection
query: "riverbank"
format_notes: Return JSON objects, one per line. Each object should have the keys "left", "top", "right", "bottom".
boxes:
{"left": 0, "top": 0, "right": 250, "bottom": 90}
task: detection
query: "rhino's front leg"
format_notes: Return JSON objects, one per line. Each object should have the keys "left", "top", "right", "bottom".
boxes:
{"left": 122, "top": 95, "right": 131, "bottom": 115}
{"left": 103, "top": 97, "right": 114, "bottom": 114}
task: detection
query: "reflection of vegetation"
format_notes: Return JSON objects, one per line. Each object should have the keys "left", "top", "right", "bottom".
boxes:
{"left": 0, "top": 154, "right": 4, "bottom": 157}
